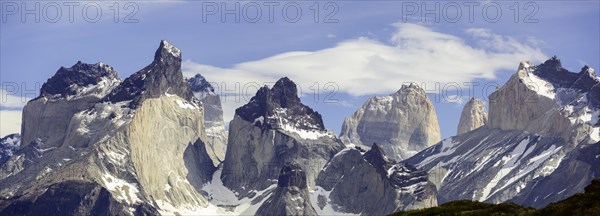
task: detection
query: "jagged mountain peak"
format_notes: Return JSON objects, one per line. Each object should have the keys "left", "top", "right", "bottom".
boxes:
{"left": 155, "top": 40, "right": 181, "bottom": 61}
{"left": 256, "top": 161, "right": 317, "bottom": 216}
{"left": 364, "top": 143, "right": 389, "bottom": 164}
{"left": 272, "top": 77, "right": 300, "bottom": 105}
{"left": 40, "top": 61, "right": 120, "bottom": 97}
{"left": 187, "top": 73, "right": 215, "bottom": 93}
{"left": 528, "top": 56, "right": 597, "bottom": 89}
{"left": 393, "top": 83, "right": 426, "bottom": 96}
{"left": 535, "top": 55, "right": 566, "bottom": 74}
{"left": 580, "top": 65, "right": 597, "bottom": 78}
{"left": 106, "top": 40, "right": 196, "bottom": 108}
{"left": 235, "top": 77, "right": 325, "bottom": 131}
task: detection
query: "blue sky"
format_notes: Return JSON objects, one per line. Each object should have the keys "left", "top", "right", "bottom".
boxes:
{"left": 1, "top": 1, "right": 599, "bottom": 138}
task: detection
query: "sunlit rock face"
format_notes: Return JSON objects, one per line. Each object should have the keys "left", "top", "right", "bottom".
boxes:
{"left": 340, "top": 84, "right": 441, "bottom": 160}
{"left": 221, "top": 77, "right": 344, "bottom": 196}
{"left": 0, "top": 40, "right": 218, "bottom": 215}
{"left": 405, "top": 57, "right": 600, "bottom": 208}
{"left": 457, "top": 98, "right": 487, "bottom": 135}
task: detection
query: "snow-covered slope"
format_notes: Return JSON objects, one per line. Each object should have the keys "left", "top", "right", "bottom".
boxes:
{"left": 404, "top": 57, "right": 600, "bottom": 208}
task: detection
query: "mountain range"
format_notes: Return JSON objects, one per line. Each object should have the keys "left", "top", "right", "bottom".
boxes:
{"left": 0, "top": 41, "right": 598, "bottom": 215}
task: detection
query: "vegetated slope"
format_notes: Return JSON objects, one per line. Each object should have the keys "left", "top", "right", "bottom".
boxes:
{"left": 391, "top": 178, "right": 600, "bottom": 216}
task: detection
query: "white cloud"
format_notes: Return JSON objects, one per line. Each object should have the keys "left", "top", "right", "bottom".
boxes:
{"left": 0, "top": 89, "right": 31, "bottom": 137}
{"left": 183, "top": 23, "right": 547, "bottom": 124}
{"left": 184, "top": 23, "right": 546, "bottom": 96}
{"left": 0, "top": 110, "right": 22, "bottom": 137}
{"left": 443, "top": 94, "right": 471, "bottom": 108}
{"left": 1, "top": 89, "right": 29, "bottom": 109}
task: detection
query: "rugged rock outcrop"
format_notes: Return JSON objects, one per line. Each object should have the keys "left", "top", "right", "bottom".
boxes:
{"left": 456, "top": 98, "right": 487, "bottom": 135}
{"left": 0, "top": 40, "right": 218, "bottom": 215}
{"left": 340, "top": 84, "right": 441, "bottom": 160}
{"left": 106, "top": 40, "right": 196, "bottom": 108}
{"left": 221, "top": 77, "right": 345, "bottom": 195}
{"left": 188, "top": 74, "right": 227, "bottom": 162}
{"left": 0, "top": 134, "right": 20, "bottom": 165}
{"left": 314, "top": 144, "right": 437, "bottom": 215}
{"left": 21, "top": 61, "right": 121, "bottom": 151}
{"left": 256, "top": 163, "right": 317, "bottom": 216}
{"left": 488, "top": 57, "right": 599, "bottom": 142}
{"left": 405, "top": 57, "right": 600, "bottom": 208}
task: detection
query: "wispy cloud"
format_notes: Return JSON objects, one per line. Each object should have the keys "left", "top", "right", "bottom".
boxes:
{"left": 0, "top": 110, "right": 22, "bottom": 137}
{"left": 1, "top": 89, "right": 30, "bottom": 109}
{"left": 184, "top": 23, "right": 546, "bottom": 96}
{"left": 182, "top": 22, "right": 546, "bottom": 124}
{"left": 0, "top": 90, "right": 31, "bottom": 137}
{"left": 443, "top": 94, "right": 471, "bottom": 108}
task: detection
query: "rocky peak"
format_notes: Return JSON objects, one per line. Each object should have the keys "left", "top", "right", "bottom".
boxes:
{"left": 364, "top": 143, "right": 390, "bottom": 169}
{"left": 457, "top": 97, "right": 487, "bottom": 135}
{"left": 235, "top": 77, "right": 325, "bottom": 131}
{"left": 187, "top": 73, "right": 215, "bottom": 93}
{"left": 106, "top": 40, "right": 196, "bottom": 108}
{"left": 154, "top": 40, "right": 181, "bottom": 62}
{"left": 530, "top": 56, "right": 599, "bottom": 95}
{"left": 395, "top": 83, "right": 425, "bottom": 95}
{"left": 536, "top": 55, "right": 565, "bottom": 74}
{"left": 256, "top": 162, "right": 317, "bottom": 216}
{"left": 40, "top": 61, "right": 119, "bottom": 97}
{"left": 277, "top": 162, "right": 308, "bottom": 189}
{"left": 339, "top": 83, "right": 441, "bottom": 161}
{"left": 580, "top": 65, "right": 598, "bottom": 79}
{"left": 271, "top": 77, "right": 301, "bottom": 107}
{"left": 363, "top": 143, "right": 429, "bottom": 188}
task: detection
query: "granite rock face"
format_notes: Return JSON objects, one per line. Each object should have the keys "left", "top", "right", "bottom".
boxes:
{"left": 256, "top": 163, "right": 318, "bottom": 216}
{"left": 456, "top": 98, "right": 488, "bottom": 135}
{"left": 0, "top": 41, "right": 218, "bottom": 215}
{"left": 188, "top": 73, "right": 227, "bottom": 162}
{"left": 221, "top": 77, "right": 345, "bottom": 195}
{"left": 314, "top": 144, "right": 437, "bottom": 215}
{"left": 340, "top": 84, "right": 441, "bottom": 160}
{"left": 405, "top": 57, "right": 600, "bottom": 208}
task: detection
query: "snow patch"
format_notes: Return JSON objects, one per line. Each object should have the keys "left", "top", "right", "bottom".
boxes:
{"left": 522, "top": 72, "right": 555, "bottom": 99}
{"left": 590, "top": 127, "right": 600, "bottom": 142}
{"left": 279, "top": 123, "right": 335, "bottom": 140}
{"left": 417, "top": 138, "right": 456, "bottom": 167}
{"left": 100, "top": 173, "right": 142, "bottom": 205}
{"left": 310, "top": 186, "right": 358, "bottom": 216}
{"left": 176, "top": 99, "right": 198, "bottom": 110}
{"left": 161, "top": 40, "right": 181, "bottom": 58}
{"left": 479, "top": 137, "right": 533, "bottom": 201}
